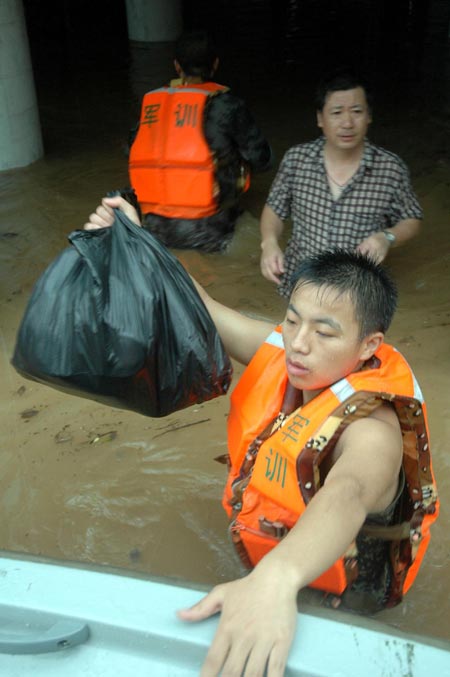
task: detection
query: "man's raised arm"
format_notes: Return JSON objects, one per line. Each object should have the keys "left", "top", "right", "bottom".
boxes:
{"left": 84, "top": 196, "right": 275, "bottom": 366}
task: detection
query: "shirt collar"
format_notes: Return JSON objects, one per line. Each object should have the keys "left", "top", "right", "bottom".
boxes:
{"left": 359, "top": 139, "right": 376, "bottom": 171}
{"left": 309, "top": 137, "right": 326, "bottom": 166}
{"left": 310, "top": 137, "right": 375, "bottom": 172}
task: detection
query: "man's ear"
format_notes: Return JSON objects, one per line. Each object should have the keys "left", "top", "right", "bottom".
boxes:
{"left": 174, "top": 59, "right": 182, "bottom": 76}
{"left": 316, "top": 110, "right": 323, "bottom": 130}
{"left": 212, "top": 57, "right": 219, "bottom": 74}
{"left": 359, "top": 332, "right": 384, "bottom": 361}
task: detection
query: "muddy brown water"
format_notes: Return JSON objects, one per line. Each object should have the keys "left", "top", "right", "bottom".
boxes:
{"left": 0, "top": 39, "right": 449, "bottom": 645}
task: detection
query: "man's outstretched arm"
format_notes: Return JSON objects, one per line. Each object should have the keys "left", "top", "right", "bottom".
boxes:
{"left": 179, "top": 405, "right": 403, "bottom": 677}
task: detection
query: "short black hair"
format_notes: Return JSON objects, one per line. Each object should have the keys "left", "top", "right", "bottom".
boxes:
{"left": 174, "top": 30, "right": 218, "bottom": 80}
{"left": 290, "top": 248, "right": 397, "bottom": 340}
{"left": 315, "top": 70, "right": 373, "bottom": 112}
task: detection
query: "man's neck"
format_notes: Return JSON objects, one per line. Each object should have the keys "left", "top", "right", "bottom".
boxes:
{"left": 301, "top": 360, "right": 367, "bottom": 406}
{"left": 181, "top": 76, "right": 206, "bottom": 85}
{"left": 302, "top": 388, "right": 321, "bottom": 406}
{"left": 323, "top": 142, "right": 365, "bottom": 188}
{"left": 323, "top": 142, "right": 364, "bottom": 166}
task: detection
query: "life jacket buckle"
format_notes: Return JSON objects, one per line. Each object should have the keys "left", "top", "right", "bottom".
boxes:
{"left": 258, "top": 516, "right": 288, "bottom": 539}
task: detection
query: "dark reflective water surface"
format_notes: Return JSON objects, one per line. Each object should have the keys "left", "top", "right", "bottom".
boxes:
{"left": 1, "top": 8, "right": 449, "bottom": 642}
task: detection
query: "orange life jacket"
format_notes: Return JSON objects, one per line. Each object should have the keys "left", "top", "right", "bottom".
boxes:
{"left": 129, "top": 81, "right": 249, "bottom": 219}
{"left": 224, "top": 327, "right": 439, "bottom": 606}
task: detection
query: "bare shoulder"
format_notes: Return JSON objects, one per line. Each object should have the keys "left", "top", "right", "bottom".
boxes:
{"left": 337, "top": 402, "right": 402, "bottom": 453}
{"left": 367, "top": 401, "right": 402, "bottom": 430}
{"left": 327, "top": 403, "right": 403, "bottom": 513}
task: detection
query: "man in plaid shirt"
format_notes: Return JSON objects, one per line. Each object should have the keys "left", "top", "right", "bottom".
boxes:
{"left": 260, "top": 72, "right": 423, "bottom": 298}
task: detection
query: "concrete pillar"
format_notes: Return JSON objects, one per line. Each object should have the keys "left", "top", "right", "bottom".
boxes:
{"left": 0, "top": 0, "right": 43, "bottom": 171}
{"left": 125, "top": 0, "right": 182, "bottom": 44}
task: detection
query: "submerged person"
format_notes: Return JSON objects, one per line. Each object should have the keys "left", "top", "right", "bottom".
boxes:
{"left": 85, "top": 196, "right": 438, "bottom": 676}
{"left": 260, "top": 71, "right": 423, "bottom": 297}
{"left": 128, "top": 30, "right": 272, "bottom": 253}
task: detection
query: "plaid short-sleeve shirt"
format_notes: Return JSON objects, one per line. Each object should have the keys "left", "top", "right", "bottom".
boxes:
{"left": 266, "top": 137, "right": 423, "bottom": 297}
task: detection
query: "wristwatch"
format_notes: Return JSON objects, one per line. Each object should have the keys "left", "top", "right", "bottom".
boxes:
{"left": 382, "top": 229, "right": 396, "bottom": 245}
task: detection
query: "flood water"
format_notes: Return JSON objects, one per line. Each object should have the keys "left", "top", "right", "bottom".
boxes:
{"left": 1, "top": 16, "right": 449, "bottom": 646}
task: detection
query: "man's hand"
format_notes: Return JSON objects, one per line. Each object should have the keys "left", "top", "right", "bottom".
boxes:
{"left": 178, "top": 565, "right": 298, "bottom": 676}
{"left": 260, "top": 240, "right": 286, "bottom": 285}
{"left": 83, "top": 196, "right": 142, "bottom": 231}
{"left": 260, "top": 205, "right": 285, "bottom": 285}
{"left": 356, "top": 232, "right": 391, "bottom": 263}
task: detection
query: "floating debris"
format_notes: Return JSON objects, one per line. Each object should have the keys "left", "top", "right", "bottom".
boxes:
{"left": 397, "top": 335, "right": 416, "bottom": 345}
{"left": 20, "top": 408, "right": 39, "bottom": 419}
{"left": 16, "top": 386, "right": 26, "bottom": 396}
{"left": 55, "top": 430, "right": 73, "bottom": 444}
{"left": 152, "top": 418, "right": 210, "bottom": 439}
{"left": 90, "top": 431, "right": 118, "bottom": 445}
{"left": 128, "top": 548, "right": 141, "bottom": 563}
{"left": 0, "top": 232, "right": 18, "bottom": 240}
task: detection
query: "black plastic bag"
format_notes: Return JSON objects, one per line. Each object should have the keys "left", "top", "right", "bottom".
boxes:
{"left": 12, "top": 206, "right": 233, "bottom": 417}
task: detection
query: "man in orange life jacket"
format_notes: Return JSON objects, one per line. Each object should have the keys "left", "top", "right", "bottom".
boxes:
{"left": 128, "top": 30, "right": 272, "bottom": 253}
{"left": 85, "top": 196, "right": 438, "bottom": 677}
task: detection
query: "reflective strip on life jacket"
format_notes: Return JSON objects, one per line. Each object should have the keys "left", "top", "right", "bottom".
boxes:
{"left": 264, "top": 329, "right": 284, "bottom": 349}
{"left": 330, "top": 378, "right": 356, "bottom": 402}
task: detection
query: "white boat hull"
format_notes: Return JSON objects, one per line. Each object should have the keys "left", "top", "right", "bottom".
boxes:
{"left": 0, "top": 554, "right": 449, "bottom": 676}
